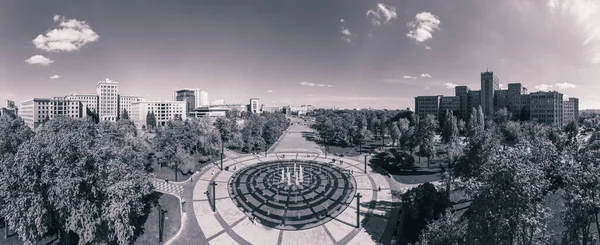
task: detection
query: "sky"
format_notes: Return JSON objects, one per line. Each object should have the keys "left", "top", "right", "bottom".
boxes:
{"left": 1, "top": 0, "right": 599, "bottom": 109}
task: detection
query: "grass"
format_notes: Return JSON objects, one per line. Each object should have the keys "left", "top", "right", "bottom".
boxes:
{"left": 324, "top": 137, "right": 394, "bottom": 157}
{"left": 392, "top": 173, "right": 442, "bottom": 185}
{"left": 134, "top": 194, "right": 181, "bottom": 245}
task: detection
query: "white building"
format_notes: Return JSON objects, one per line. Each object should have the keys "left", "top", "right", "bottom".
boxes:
{"left": 129, "top": 101, "right": 187, "bottom": 128}
{"left": 119, "top": 95, "right": 145, "bottom": 116}
{"left": 199, "top": 90, "right": 209, "bottom": 106}
{"left": 249, "top": 98, "right": 260, "bottom": 113}
{"left": 96, "top": 78, "right": 119, "bottom": 121}
{"left": 65, "top": 94, "right": 98, "bottom": 112}
{"left": 210, "top": 99, "right": 225, "bottom": 106}
{"left": 18, "top": 98, "right": 86, "bottom": 130}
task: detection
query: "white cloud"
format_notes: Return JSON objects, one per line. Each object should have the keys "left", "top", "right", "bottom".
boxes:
{"left": 499, "top": 83, "right": 506, "bottom": 89}
{"left": 425, "top": 46, "right": 432, "bottom": 50}
{"left": 49, "top": 75, "right": 60, "bottom": 79}
{"left": 444, "top": 83, "right": 458, "bottom": 89}
{"left": 267, "top": 90, "right": 273, "bottom": 93}
{"left": 366, "top": 3, "right": 397, "bottom": 27}
{"left": 403, "top": 75, "right": 418, "bottom": 79}
{"left": 407, "top": 12, "right": 441, "bottom": 43}
{"left": 341, "top": 28, "right": 352, "bottom": 36}
{"left": 32, "top": 15, "right": 99, "bottom": 52}
{"left": 535, "top": 84, "right": 554, "bottom": 91}
{"left": 340, "top": 19, "right": 354, "bottom": 44}
{"left": 301, "top": 81, "right": 333, "bottom": 88}
{"left": 340, "top": 19, "right": 345, "bottom": 23}
{"left": 25, "top": 55, "right": 54, "bottom": 66}
{"left": 555, "top": 82, "right": 577, "bottom": 89}
{"left": 420, "top": 73, "right": 432, "bottom": 78}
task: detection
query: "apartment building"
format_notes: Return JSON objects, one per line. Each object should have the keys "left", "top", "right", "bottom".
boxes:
{"left": 563, "top": 97, "right": 580, "bottom": 125}
{"left": 129, "top": 101, "right": 187, "bottom": 128}
{"left": 173, "top": 88, "right": 201, "bottom": 113}
{"left": 530, "top": 91, "right": 564, "bottom": 125}
{"left": 249, "top": 98, "right": 260, "bottom": 113}
{"left": 455, "top": 86, "right": 470, "bottom": 120}
{"left": 96, "top": 79, "right": 119, "bottom": 121}
{"left": 199, "top": 90, "right": 209, "bottom": 107}
{"left": 18, "top": 98, "right": 86, "bottom": 130}
{"left": 119, "top": 95, "right": 145, "bottom": 116}
{"left": 65, "top": 94, "right": 99, "bottom": 113}
{"left": 481, "top": 71, "right": 500, "bottom": 117}
{"left": 439, "top": 96, "right": 461, "bottom": 116}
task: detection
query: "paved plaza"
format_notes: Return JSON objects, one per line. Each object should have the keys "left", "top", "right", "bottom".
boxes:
{"left": 156, "top": 119, "right": 414, "bottom": 245}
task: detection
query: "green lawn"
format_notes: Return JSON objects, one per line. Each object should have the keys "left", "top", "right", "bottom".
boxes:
{"left": 392, "top": 173, "right": 442, "bottom": 184}
{"left": 134, "top": 194, "right": 181, "bottom": 245}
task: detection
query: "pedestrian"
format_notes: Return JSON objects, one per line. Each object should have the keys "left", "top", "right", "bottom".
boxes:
{"left": 166, "top": 179, "right": 169, "bottom": 183}
{"left": 190, "top": 177, "right": 193, "bottom": 182}
{"left": 211, "top": 170, "right": 214, "bottom": 175}
{"left": 378, "top": 186, "right": 381, "bottom": 192}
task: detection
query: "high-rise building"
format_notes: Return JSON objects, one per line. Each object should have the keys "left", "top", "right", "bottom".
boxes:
{"left": 18, "top": 98, "right": 86, "bottom": 130}
{"left": 129, "top": 101, "right": 187, "bottom": 128}
{"left": 415, "top": 96, "right": 441, "bottom": 118}
{"left": 249, "top": 98, "right": 260, "bottom": 113}
{"left": 199, "top": 90, "right": 209, "bottom": 106}
{"left": 455, "top": 86, "right": 470, "bottom": 120}
{"left": 96, "top": 78, "right": 119, "bottom": 121}
{"left": 481, "top": 71, "right": 500, "bottom": 117}
{"left": 467, "top": 90, "right": 481, "bottom": 114}
{"left": 119, "top": 95, "right": 145, "bottom": 117}
{"left": 65, "top": 94, "right": 99, "bottom": 113}
{"left": 506, "top": 83, "right": 527, "bottom": 116}
{"left": 530, "top": 91, "right": 563, "bottom": 125}
{"left": 173, "top": 88, "right": 201, "bottom": 113}
{"left": 493, "top": 89, "right": 509, "bottom": 111}
{"left": 563, "top": 97, "right": 579, "bottom": 125}
{"left": 439, "top": 96, "right": 461, "bottom": 117}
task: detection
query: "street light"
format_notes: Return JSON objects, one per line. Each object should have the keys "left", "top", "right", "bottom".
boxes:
{"left": 209, "top": 181, "right": 218, "bottom": 212}
{"left": 355, "top": 193, "right": 362, "bottom": 228}
{"left": 158, "top": 206, "right": 168, "bottom": 242}
{"left": 364, "top": 154, "right": 367, "bottom": 174}
{"left": 220, "top": 140, "right": 224, "bottom": 171}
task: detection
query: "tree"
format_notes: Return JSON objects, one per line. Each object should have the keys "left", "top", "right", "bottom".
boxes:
{"left": 146, "top": 111, "right": 157, "bottom": 128}
{"left": 0, "top": 117, "right": 153, "bottom": 245}
{"left": 493, "top": 107, "right": 512, "bottom": 125}
{"left": 389, "top": 122, "right": 401, "bottom": 148}
{"left": 564, "top": 120, "right": 578, "bottom": 144}
{"left": 396, "top": 118, "right": 410, "bottom": 149}
{"left": 441, "top": 110, "right": 459, "bottom": 144}
{"left": 467, "top": 107, "right": 483, "bottom": 138}
{"left": 242, "top": 114, "right": 266, "bottom": 153}
{"left": 400, "top": 183, "right": 451, "bottom": 244}
{"left": 415, "top": 114, "right": 437, "bottom": 167}
{"left": 419, "top": 210, "right": 466, "bottom": 245}
{"left": 86, "top": 107, "right": 99, "bottom": 124}
{"left": 519, "top": 106, "right": 530, "bottom": 121}
{"left": 120, "top": 109, "right": 130, "bottom": 120}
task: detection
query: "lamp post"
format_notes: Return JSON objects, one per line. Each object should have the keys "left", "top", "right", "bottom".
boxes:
{"left": 355, "top": 193, "right": 362, "bottom": 228}
{"left": 364, "top": 154, "right": 367, "bottom": 174}
{"left": 210, "top": 181, "right": 218, "bottom": 212}
{"left": 220, "top": 140, "right": 224, "bottom": 171}
{"left": 158, "top": 206, "right": 168, "bottom": 242}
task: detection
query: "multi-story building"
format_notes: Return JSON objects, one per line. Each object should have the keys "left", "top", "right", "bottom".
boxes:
{"left": 129, "top": 101, "right": 187, "bottom": 128}
{"left": 173, "top": 88, "right": 201, "bottom": 113}
{"left": 494, "top": 89, "right": 509, "bottom": 111}
{"left": 530, "top": 91, "right": 563, "bottom": 125}
{"left": 261, "top": 105, "right": 282, "bottom": 113}
{"left": 199, "top": 90, "right": 209, "bottom": 107}
{"left": 563, "top": 97, "right": 580, "bottom": 125}
{"left": 65, "top": 94, "right": 99, "bottom": 113}
{"left": 18, "top": 98, "right": 86, "bottom": 130}
{"left": 439, "top": 96, "right": 461, "bottom": 117}
{"left": 1, "top": 99, "right": 18, "bottom": 117}
{"left": 210, "top": 100, "right": 225, "bottom": 106}
{"left": 415, "top": 95, "right": 441, "bottom": 118}
{"left": 467, "top": 90, "right": 481, "bottom": 114}
{"left": 507, "top": 83, "right": 528, "bottom": 116}
{"left": 96, "top": 79, "right": 119, "bottom": 121}
{"left": 249, "top": 98, "right": 260, "bottom": 113}
{"left": 455, "top": 86, "right": 470, "bottom": 120}
{"left": 118, "top": 95, "right": 145, "bottom": 117}
{"left": 481, "top": 71, "right": 500, "bottom": 117}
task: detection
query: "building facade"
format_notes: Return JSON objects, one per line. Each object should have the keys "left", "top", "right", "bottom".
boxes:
{"left": 65, "top": 94, "right": 99, "bottom": 113}
{"left": 129, "top": 101, "right": 187, "bottom": 128}
{"left": 563, "top": 97, "right": 580, "bottom": 125}
{"left": 199, "top": 90, "right": 209, "bottom": 107}
{"left": 439, "top": 96, "right": 461, "bottom": 117}
{"left": 415, "top": 95, "right": 441, "bottom": 117}
{"left": 530, "top": 91, "right": 564, "bottom": 125}
{"left": 455, "top": 86, "right": 470, "bottom": 120}
{"left": 481, "top": 71, "right": 500, "bottom": 117}
{"left": 249, "top": 98, "right": 260, "bottom": 113}
{"left": 119, "top": 95, "right": 145, "bottom": 117}
{"left": 96, "top": 79, "right": 119, "bottom": 121}
{"left": 18, "top": 98, "right": 86, "bottom": 130}
{"left": 173, "top": 88, "right": 200, "bottom": 114}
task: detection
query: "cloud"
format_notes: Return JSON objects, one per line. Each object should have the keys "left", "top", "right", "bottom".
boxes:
{"left": 403, "top": 75, "right": 418, "bottom": 79}
{"left": 267, "top": 90, "right": 273, "bottom": 93}
{"left": 499, "top": 83, "right": 506, "bottom": 89}
{"left": 444, "top": 83, "right": 458, "bottom": 89}
{"left": 535, "top": 84, "right": 554, "bottom": 91}
{"left": 25, "top": 55, "right": 54, "bottom": 66}
{"left": 425, "top": 46, "right": 432, "bottom": 50}
{"left": 32, "top": 15, "right": 99, "bottom": 52}
{"left": 420, "top": 73, "right": 432, "bottom": 78}
{"left": 49, "top": 75, "right": 60, "bottom": 79}
{"left": 339, "top": 19, "right": 354, "bottom": 43}
{"left": 407, "top": 12, "right": 441, "bottom": 43}
{"left": 547, "top": 0, "right": 600, "bottom": 64}
{"left": 366, "top": 3, "right": 397, "bottom": 27}
{"left": 301, "top": 81, "right": 333, "bottom": 87}
{"left": 425, "top": 86, "right": 430, "bottom": 90}
{"left": 555, "top": 82, "right": 577, "bottom": 89}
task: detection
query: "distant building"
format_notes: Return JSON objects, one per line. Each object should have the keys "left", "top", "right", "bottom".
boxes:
{"left": 493, "top": 89, "right": 509, "bottom": 111}
{"left": 261, "top": 105, "right": 281, "bottom": 113}
{"left": 129, "top": 101, "right": 187, "bottom": 128}
{"left": 5, "top": 99, "right": 16, "bottom": 109}
{"left": 249, "top": 98, "right": 260, "bottom": 113}
{"left": 199, "top": 90, "right": 209, "bottom": 106}
{"left": 455, "top": 86, "right": 470, "bottom": 120}
{"left": 96, "top": 78, "right": 119, "bottom": 121}
{"left": 415, "top": 95, "right": 441, "bottom": 118}
{"left": 65, "top": 94, "right": 99, "bottom": 113}
{"left": 481, "top": 71, "right": 500, "bottom": 117}
{"left": 18, "top": 98, "right": 86, "bottom": 130}
{"left": 119, "top": 95, "right": 145, "bottom": 117}
{"left": 439, "top": 96, "right": 461, "bottom": 116}
{"left": 467, "top": 90, "right": 481, "bottom": 114}
{"left": 210, "top": 99, "right": 225, "bottom": 106}
{"left": 1, "top": 99, "right": 18, "bottom": 117}
{"left": 173, "top": 88, "right": 201, "bottom": 113}
{"left": 563, "top": 97, "right": 579, "bottom": 125}
{"left": 189, "top": 106, "right": 229, "bottom": 118}
{"left": 530, "top": 91, "right": 563, "bottom": 125}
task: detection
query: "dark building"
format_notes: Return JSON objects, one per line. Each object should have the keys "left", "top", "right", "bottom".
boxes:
{"left": 173, "top": 89, "right": 199, "bottom": 114}
{"left": 481, "top": 71, "right": 500, "bottom": 117}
